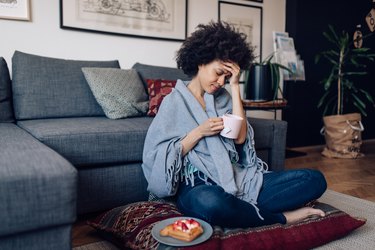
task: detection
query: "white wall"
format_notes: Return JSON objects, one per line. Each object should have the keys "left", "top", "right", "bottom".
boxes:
{"left": 0, "top": 0, "right": 286, "bottom": 118}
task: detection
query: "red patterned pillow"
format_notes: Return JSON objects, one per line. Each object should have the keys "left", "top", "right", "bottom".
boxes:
{"left": 87, "top": 201, "right": 365, "bottom": 250}
{"left": 146, "top": 79, "right": 177, "bottom": 116}
{"left": 87, "top": 201, "right": 182, "bottom": 250}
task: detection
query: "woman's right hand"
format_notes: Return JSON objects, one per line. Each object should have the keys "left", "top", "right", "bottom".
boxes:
{"left": 198, "top": 117, "right": 224, "bottom": 137}
{"left": 181, "top": 117, "right": 224, "bottom": 156}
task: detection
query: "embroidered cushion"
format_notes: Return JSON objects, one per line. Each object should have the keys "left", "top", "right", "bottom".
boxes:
{"left": 87, "top": 201, "right": 365, "bottom": 250}
{"left": 146, "top": 79, "right": 177, "bottom": 116}
{"left": 82, "top": 68, "right": 149, "bottom": 119}
{"left": 87, "top": 201, "right": 182, "bottom": 250}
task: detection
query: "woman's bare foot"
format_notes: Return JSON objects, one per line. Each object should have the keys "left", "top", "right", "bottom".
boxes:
{"left": 283, "top": 207, "right": 325, "bottom": 224}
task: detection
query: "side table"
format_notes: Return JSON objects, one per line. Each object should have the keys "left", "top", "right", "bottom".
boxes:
{"left": 242, "top": 99, "right": 288, "bottom": 120}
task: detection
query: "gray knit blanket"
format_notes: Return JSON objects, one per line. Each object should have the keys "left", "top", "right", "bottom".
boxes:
{"left": 142, "top": 80, "right": 267, "bottom": 204}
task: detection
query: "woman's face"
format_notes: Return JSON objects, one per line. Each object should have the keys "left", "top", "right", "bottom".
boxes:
{"left": 197, "top": 60, "right": 232, "bottom": 94}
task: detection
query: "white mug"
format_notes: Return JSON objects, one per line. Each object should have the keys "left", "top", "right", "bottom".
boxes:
{"left": 220, "top": 114, "right": 243, "bottom": 139}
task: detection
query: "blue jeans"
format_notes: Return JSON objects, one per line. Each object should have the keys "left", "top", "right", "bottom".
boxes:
{"left": 176, "top": 169, "right": 327, "bottom": 228}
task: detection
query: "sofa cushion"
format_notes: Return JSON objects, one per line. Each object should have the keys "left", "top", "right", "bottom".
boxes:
{"left": 0, "top": 57, "right": 14, "bottom": 123}
{"left": 0, "top": 123, "right": 77, "bottom": 237}
{"left": 17, "top": 116, "right": 154, "bottom": 166}
{"left": 17, "top": 116, "right": 278, "bottom": 168}
{"left": 87, "top": 200, "right": 365, "bottom": 250}
{"left": 132, "top": 62, "right": 190, "bottom": 90}
{"left": 146, "top": 79, "right": 177, "bottom": 116}
{"left": 11, "top": 51, "right": 120, "bottom": 120}
{"left": 82, "top": 67, "right": 149, "bottom": 119}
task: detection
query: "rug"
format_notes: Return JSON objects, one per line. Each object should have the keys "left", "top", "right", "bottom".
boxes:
{"left": 73, "top": 190, "right": 375, "bottom": 250}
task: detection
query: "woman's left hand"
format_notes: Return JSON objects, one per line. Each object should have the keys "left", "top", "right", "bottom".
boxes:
{"left": 222, "top": 61, "right": 241, "bottom": 86}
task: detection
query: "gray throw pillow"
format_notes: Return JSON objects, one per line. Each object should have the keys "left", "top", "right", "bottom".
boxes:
{"left": 82, "top": 68, "right": 149, "bottom": 119}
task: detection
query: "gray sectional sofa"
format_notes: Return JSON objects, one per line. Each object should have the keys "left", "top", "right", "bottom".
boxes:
{"left": 0, "top": 51, "right": 287, "bottom": 250}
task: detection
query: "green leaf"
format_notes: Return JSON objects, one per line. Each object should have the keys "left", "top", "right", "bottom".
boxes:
{"left": 321, "top": 53, "right": 339, "bottom": 66}
{"left": 352, "top": 47, "right": 371, "bottom": 53}
{"left": 351, "top": 93, "right": 366, "bottom": 109}
{"left": 343, "top": 71, "right": 367, "bottom": 76}
{"left": 353, "top": 101, "right": 368, "bottom": 116}
{"left": 317, "top": 91, "right": 330, "bottom": 108}
{"left": 359, "top": 89, "right": 375, "bottom": 104}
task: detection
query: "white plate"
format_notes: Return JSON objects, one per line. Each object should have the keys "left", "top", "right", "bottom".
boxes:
{"left": 151, "top": 217, "right": 213, "bottom": 247}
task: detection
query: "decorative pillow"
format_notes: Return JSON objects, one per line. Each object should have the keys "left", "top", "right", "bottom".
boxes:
{"left": 146, "top": 79, "right": 177, "bottom": 116}
{"left": 87, "top": 201, "right": 366, "bottom": 250}
{"left": 0, "top": 57, "right": 14, "bottom": 123}
{"left": 82, "top": 68, "right": 149, "bottom": 119}
{"left": 87, "top": 201, "right": 182, "bottom": 250}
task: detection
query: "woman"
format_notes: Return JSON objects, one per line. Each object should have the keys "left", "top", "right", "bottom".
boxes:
{"left": 142, "top": 21, "right": 327, "bottom": 228}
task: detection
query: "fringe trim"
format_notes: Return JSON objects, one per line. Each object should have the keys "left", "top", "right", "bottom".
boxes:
{"left": 181, "top": 158, "right": 212, "bottom": 187}
{"left": 247, "top": 124, "right": 269, "bottom": 172}
{"left": 166, "top": 142, "right": 183, "bottom": 195}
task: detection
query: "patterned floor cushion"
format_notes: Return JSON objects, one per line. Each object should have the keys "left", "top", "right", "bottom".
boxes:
{"left": 87, "top": 201, "right": 366, "bottom": 250}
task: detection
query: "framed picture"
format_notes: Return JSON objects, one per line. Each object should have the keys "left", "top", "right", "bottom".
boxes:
{"left": 0, "top": 0, "right": 31, "bottom": 21}
{"left": 219, "top": 1, "right": 263, "bottom": 61}
{"left": 60, "top": 0, "right": 187, "bottom": 41}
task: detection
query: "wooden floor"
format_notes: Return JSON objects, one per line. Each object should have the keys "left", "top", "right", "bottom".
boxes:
{"left": 72, "top": 140, "right": 375, "bottom": 247}
{"left": 285, "top": 139, "right": 375, "bottom": 202}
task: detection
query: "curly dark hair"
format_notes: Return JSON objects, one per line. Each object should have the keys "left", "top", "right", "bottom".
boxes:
{"left": 176, "top": 21, "right": 255, "bottom": 77}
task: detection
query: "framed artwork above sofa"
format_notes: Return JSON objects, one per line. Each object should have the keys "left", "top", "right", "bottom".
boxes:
{"left": 0, "top": 0, "right": 31, "bottom": 21}
{"left": 60, "top": 0, "right": 188, "bottom": 41}
{"left": 218, "top": 1, "right": 263, "bottom": 61}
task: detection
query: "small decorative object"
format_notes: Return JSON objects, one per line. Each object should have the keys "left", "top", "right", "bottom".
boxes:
{"left": 0, "top": 0, "right": 30, "bottom": 21}
{"left": 315, "top": 25, "right": 375, "bottom": 158}
{"left": 365, "top": 0, "right": 375, "bottom": 32}
{"left": 353, "top": 24, "right": 363, "bottom": 48}
{"left": 245, "top": 53, "right": 291, "bottom": 101}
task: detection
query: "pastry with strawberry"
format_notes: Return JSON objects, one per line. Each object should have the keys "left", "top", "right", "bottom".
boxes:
{"left": 159, "top": 218, "right": 204, "bottom": 242}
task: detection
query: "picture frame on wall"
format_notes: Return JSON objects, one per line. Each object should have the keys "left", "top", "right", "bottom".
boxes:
{"left": 60, "top": 0, "right": 187, "bottom": 41}
{"left": 219, "top": 1, "right": 263, "bottom": 61}
{"left": 244, "top": 0, "right": 263, "bottom": 3}
{"left": 0, "top": 0, "right": 31, "bottom": 21}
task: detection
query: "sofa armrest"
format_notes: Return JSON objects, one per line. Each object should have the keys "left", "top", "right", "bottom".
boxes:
{"left": 0, "top": 123, "right": 77, "bottom": 238}
{"left": 248, "top": 117, "right": 287, "bottom": 171}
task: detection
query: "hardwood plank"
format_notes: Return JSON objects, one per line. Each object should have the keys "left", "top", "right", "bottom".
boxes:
{"left": 285, "top": 139, "right": 375, "bottom": 202}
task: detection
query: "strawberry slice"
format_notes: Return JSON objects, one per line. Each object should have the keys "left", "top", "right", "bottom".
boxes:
{"left": 181, "top": 222, "right": 189, "bottom": 231}
{"left": 187, "top": 219, "right": 200, "bottom": 227}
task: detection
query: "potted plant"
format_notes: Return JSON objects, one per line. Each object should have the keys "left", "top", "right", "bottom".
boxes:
{"left": 315, "top": 25, "right": 375, "bottom": 158}
{"left": 244, "top": 53, "right": 291, "bottom": 102}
